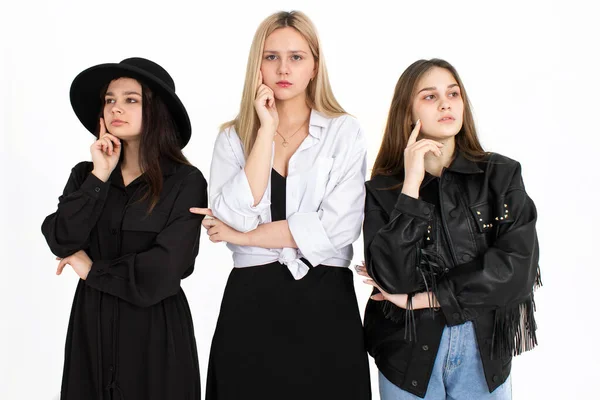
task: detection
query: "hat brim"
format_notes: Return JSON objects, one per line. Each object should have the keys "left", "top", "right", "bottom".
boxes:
{"left": 70, "top": 63, "right": 191, "bottom": 148}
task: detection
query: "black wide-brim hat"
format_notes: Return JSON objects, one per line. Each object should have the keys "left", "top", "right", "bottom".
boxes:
{"left": 70, "top": 57, "right": 191, "bottom": 148}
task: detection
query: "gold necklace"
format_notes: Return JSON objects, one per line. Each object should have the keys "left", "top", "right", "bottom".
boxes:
{"left": 276, "top": 119, "right": 308, "bottom": 147}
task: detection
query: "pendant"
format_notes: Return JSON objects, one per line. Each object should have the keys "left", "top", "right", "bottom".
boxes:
{"left": 282, "top": 139, "right": 288, "bottom": 147}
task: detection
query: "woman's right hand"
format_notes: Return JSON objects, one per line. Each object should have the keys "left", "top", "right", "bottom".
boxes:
{"left": 91, "top": 118, "right": 121, "bottom": 182}
{"left": 253, "top": 71, "right": 279, "bottom": 134}
{"left": 402, "top": 120, "right": 444, "bottom": 196}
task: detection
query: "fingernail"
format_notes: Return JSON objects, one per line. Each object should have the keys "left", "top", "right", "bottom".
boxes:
{"left": 416, "top": 119, "right": 421, "bottom": 124}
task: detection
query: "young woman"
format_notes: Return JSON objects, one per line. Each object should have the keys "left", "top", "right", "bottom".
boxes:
{"left": 356, "top": 59, "right": 541, "bottom": 399}
{"left": 190, "top": 11, "right": 371, "bottom": 400}
{"left": 42, "top": 57, "right": 207, "bottom": 400}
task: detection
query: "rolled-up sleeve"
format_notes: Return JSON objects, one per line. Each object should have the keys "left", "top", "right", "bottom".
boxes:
{"left": 288, "top": 124, "right": 367, "bottom": 266}
{"left": 209, "top": 129, "right": 271, "bottom": 232}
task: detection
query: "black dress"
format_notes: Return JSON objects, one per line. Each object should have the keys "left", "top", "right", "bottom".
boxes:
{"left": 206, "top": 169, "right": 371, "bottom": 400}
{"left": 42, "top": 160, "right": 207, "bottom": 400}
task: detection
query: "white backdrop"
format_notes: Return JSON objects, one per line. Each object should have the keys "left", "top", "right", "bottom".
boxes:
{"left": 2, "top": 0, "right": 598, "bottom": 399}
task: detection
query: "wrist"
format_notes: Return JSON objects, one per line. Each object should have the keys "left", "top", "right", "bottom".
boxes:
{"left": 401, "top": 181, "right": 420, "bottom": 198}
{"left": 415, "top": 292, "right": 439, "bottom": 309}
{"left": 412, "top": 292, "right": 426, "bottom": 309}
{"left": 91, "top": 169, "right": 111, "bottom": 182}
{"left": 241, "top": 230, "right": 254, "bottom": 247}
{"left": 257, "top": 127, "right": 276, "bottom": 138}
{"left": 82, "top": 263, "right": 92, "bottom": 280}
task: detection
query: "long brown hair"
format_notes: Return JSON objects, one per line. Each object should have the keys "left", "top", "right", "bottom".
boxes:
{"left": 371, "top": 59, "right": 486, "bottom": 179}
{"left": 221, "top": 10, "right": 346, "bottom": 158}
{"left": 96, "top": 79, "right": 190, "bottom": 212}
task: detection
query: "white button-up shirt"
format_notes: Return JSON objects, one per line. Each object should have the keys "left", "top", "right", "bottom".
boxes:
{"left": 209, "top": 110, "right": 367, "bottom": 279}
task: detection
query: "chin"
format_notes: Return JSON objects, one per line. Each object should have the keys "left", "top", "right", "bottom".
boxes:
{"left": 437, "top": 124, "right": 462, "bottom": 137}
{"left": 273, "top": 92, "right": 295, "bottom": 102}
{"left": 274, "top": 87, "right": 306, "bottom": 102}
{"left": 421, "top": 129, "right": 459, "bottom": 141}
{"left": 107, "top": 130, "right": 140, "bottom": 140}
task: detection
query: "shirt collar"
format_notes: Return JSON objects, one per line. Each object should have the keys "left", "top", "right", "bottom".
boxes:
{"left": 445, "top": 151, "right": 485, "bottom": 174}
{"left": 108, "top": 157, "right": 179, "bottom": 187}
{"left": 367, "top": 151, "right": 485, "bottom": 192}
{"left": 308, "top": 109, "right": 330, "bottom": 139}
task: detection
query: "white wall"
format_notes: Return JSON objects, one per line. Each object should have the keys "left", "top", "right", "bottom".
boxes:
{"left": 2, "top": 0, "right": 598, "bottom": 398}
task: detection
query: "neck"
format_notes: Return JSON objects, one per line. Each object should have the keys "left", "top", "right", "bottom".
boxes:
{"left": 423, "top": 136, "right": 456, "bottom": 177}
{"left": 121, "top": 139, "right": 142, "bottom": 174}
{"left": 275, "top": 94, "right": 311, "bottom": 130}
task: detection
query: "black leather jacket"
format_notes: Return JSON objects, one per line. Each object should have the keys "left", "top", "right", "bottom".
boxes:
{"left": 363, "top": 152, "right": 541, "bottom": 398}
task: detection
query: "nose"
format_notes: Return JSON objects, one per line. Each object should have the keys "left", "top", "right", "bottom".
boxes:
{"left": 277, "top": 59, "right": 290, "bottom": 76}
{"left": 439, "top": 99, "right": 451, "bottom": 111}
{"left": 111, "top": 101, "right": 123, "bottom": 115}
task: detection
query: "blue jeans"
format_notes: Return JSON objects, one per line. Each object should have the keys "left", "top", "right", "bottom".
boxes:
{"left": 379, "top": 321, "right": 511, "bottom": 400}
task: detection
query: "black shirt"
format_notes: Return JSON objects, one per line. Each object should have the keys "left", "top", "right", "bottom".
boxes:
{"left": 42, "top": 159, "right": 207, "bottom": 399}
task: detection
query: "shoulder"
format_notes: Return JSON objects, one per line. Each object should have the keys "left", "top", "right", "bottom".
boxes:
{"left": 366, "top": 174, "right": 402, "bottom": 193}
{"left": 480, "top": 152, "right": 525, "bottom": 190}
{"left": 325, "top": 113, "right": 363, "bottom": 135}
{"left": 485, "top": 152, "right": 521, "bottom": 169}
{"left": 69, "top": 161, "right": 94, "bottom": 182}
{"left": 214, "top": 125, "right": 244, "bottom": 155}
{"left": 319, "top": 112, "right": 366, "bottom": 150}
{"left": 219, "top": 124, "right": 238, "bottom": 138}
{"left": 169, "top": 164, "right": 207, "bottom": 192}
{"left": 71, "top": 161, "right": 93, "bottom": 174}
{"left": 483, "top": 152, "right": 522, "bottom": 175}
{"left": 365, "top": 174, "right": 402, "bottom": 212}
{"left": 332, "top": 113, "right": 361, "bottom": 128}
{"left": 175, "top": 163, "right": 206, "bottom": 182}
{"left": 217, "top": 125, "right": 242, "bottom": 143}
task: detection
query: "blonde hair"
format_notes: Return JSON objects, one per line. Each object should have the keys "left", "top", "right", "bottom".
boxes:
{"left": 222, "top": 10, "right": 346, "bottom": 158}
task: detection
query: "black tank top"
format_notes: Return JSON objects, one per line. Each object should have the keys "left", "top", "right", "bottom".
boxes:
{"left": 270, "top": 169, "right": 286, "bottom": 222}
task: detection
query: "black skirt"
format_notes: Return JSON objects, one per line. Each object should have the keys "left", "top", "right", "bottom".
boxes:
{"left": 206, "top": 262, "right": 371, "bottom": 399}
{"left": 206, "top": 168, "right": 370, "bottom": 399}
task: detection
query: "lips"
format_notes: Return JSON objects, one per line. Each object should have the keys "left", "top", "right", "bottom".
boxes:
{"left": 438, "top": 116, "right": 455, "bottom": 123}
{"left": 111, "top": 120, "right": 126, "bottom": 126}
{"left": 276, "top": 81, "right": 292, "bottom": 88}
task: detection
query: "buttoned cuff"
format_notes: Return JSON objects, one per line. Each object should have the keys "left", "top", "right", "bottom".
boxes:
{"left": 393, "top": 193, "right": 435, "bottom": 220}
{"left": 80, "top": 173, "right": 110, "bottom": 200}
{"left": 221, "top": 169, "right": 271, "bottom": 217}
{"left": 85, "top": 260, "right": 111, "bottom": 290}
{"left": 86, "top": 256, "right": 131, "bottom": 289}
{"left": 288, "top": 212, "right": 336, "bottom": 267}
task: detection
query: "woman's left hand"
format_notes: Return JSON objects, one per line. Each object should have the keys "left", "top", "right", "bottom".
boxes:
{"left": 190, "top": 208, "right": 248, "bottom": 245}
{"left": 56, "top": 250, "right": 93, "bottom": 280}
{"left": 355, "top": 261, "right": 439, "bottom": 309}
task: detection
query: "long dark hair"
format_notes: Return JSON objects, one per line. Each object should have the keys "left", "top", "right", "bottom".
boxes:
{"left": 371, "top": 59, "right": 486, "bottom": 179}
{"left": 96, "top": 78, "right": 190, "bottom": 212}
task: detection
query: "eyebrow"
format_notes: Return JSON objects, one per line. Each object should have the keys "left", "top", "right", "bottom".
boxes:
{"left": 417, "top": 84, "right": 459, "bottom": 94}
{"left": 105, "top": 91, "right": 142, "bottom": 96}
{"left": 263, "top": 50, "right": 309, "bottom": 54}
